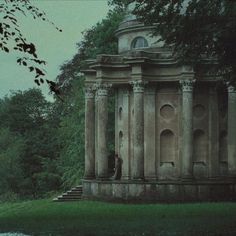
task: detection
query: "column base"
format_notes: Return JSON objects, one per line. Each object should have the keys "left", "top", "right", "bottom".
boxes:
{"left": 83, "top": 175, "right": 96, "bottom": 180}
{"left": 145, "top": 177, "right": 157, "bottom": 181}
{"left": 97, "top": 176, "right": 109, "bottom": 181}
{"left": 121, "top": 176, "right": 130, "bottom": 181}
{"left": 227, "top": 175, "right": 236, "bottom": 181}
{"left": 208, "top": 175, "right": 222, "bottom": 181}
{"left": 181, "top": 175, "right": 193, "bottom": 181}
{"left": 131, "top": 177, "right": 145, "bottom": 181}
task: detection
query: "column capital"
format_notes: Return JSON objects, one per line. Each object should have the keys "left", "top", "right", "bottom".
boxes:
{"left": 130, "top": 80, "right": 148, "bottom": 93}
{"left": 180, "top": 79, "right": 196, "bottom": 92}
{"left": 84, "top": 86, "right": 95, "bottom": 99}
{"left": 95, "top": 83, "right": 112, "bottom": 96}
{"left": 226, "top": 83, "right": 236, "bottom": 93}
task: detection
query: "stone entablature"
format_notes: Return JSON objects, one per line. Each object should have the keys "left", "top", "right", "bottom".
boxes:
{"left": 83, "top": 53, "right": 221, "bottom": 87}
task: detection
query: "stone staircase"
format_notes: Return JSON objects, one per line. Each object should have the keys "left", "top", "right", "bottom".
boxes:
{"left": 53, "top": 185, "right": 83, "bottom": 202}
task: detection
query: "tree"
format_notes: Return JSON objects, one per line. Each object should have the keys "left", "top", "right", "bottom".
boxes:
{"left": 0, "top": 89, "right": 61, "bottom": 198}
{"left": 0, "top": 127, "right": 25, "bottom": 200}
{"left": 0, "top": 0, "right": 61, "bottom": 88}
{"left": 110, "top": 0, "right": 236, "bottom": 83}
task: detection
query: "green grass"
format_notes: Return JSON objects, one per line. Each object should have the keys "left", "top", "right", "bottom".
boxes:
{"left": 0, "top": 200, "right": 236, "bottom": 236}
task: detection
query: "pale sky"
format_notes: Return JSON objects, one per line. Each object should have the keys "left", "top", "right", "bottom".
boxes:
{"left": 0, "top": 0, "right": 110, "bottom": 100}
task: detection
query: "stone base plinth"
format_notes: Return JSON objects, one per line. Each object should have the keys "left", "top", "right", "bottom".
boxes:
{"left": 82, "top": 179, "right": 236, "bottom": 202}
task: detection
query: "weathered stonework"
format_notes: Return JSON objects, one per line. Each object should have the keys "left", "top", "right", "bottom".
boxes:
{"left": 227, "top": 84, "right": 236, "bottom": 178}
{"left": 83, "top": 180, "right": 236, "bottom": 202}
{"left": 180, "top": 79, "right": 195, "bottom": 179}
{"left": 82, "top": 5, "right": 236, "bottom": 202}
{"left": 95, "top": 83, "right": 112, "bottom": 179}
{"left": 84, "top": 86, "right": 95, "bottom": 179}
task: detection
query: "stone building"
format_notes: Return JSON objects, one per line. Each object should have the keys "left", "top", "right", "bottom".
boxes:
{"left": 82, "top": 5, "right": 236, "bottom": 202}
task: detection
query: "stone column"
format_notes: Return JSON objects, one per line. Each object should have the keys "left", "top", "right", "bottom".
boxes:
{"left": 84, "top": 86, "right": 95, "bottom": 179}
{"left": 180, "top": 79, "right": 195, "bottom": 179}
{"left": 120, "top": 88, "right": 131, "bottom": 180}
{"left": 95, "top": 91, "right": 98, "bottom": 177}
{"left": 130, "top": 80, "right": 146, "bottom": 180}
{"left": 209, "top": 85, "right": 219, "bottom": 178}
{"left": 96, "top": 83, "right": 111, "bottom": 179}
{"left": 227, "top": 84, "right": 236, "bottom": 177}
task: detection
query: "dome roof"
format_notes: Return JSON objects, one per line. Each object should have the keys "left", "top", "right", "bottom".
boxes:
{"left": 115, "top": 2, "right": 164, "bottom": 54}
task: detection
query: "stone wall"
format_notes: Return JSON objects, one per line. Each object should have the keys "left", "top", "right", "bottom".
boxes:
{"left": 114, "top": 83, "right": 229, "bottom": 181}
{"left": 83, "top": 180, "right": 236, "bottom": 202}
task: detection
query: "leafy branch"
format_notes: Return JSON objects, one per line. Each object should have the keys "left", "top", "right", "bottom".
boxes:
{"left": 0, "top": 0, "right": 62, "bottom": 91}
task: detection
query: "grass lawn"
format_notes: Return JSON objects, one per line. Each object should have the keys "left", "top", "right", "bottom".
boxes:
{"left": 0, "top": 199, "right": 236, "bottom": 236}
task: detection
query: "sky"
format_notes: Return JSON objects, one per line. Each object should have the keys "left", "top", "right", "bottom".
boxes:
{"left": 0, "top": 0, "right": 110, "bottom": 100}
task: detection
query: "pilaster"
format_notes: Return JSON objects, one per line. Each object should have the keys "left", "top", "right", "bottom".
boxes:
{"left": 227, "top": 84, "right": 236, "bottom": 178}
{"left": 144, "top": 87, "right": 157, "bottom": 180}
{"left": 209, "top": 85, "right": 220, "bottom": 178}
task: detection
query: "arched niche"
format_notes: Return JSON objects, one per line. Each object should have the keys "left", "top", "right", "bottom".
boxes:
{"left": 193, "top": 129, "right": 207, "bottom": 162}
{"left": 131, "top": 37, "right": 148, "bottom": 49}
{"left": 160, "top": 129, "right": 175, "bottom": 163}
{"left": 219, "top": 130, "right": 227, "bottom": 162}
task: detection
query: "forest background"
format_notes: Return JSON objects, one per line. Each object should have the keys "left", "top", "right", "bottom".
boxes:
{"left": 0, "top": 1, "right": 125, "bottom": 201}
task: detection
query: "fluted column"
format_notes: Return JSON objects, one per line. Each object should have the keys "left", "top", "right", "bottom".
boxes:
{"left": 84, "top": 86, "right": 95, "bottom": 179}
{"left": 180, "top": 79, "right": 195, "bottom": 179}
{"left": 130, "top": 80, "right": 146, "bottom": 180}
{"left": 227, "top": 84, "right": 236, "bottom": 177}
{"left": 96, "top": 83, "right": 111, "bottom": 179}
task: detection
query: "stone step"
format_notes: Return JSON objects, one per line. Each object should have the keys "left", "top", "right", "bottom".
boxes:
{"left": 55, "top": 196, "right": 82, "bottom": 201}
{"left": 54, "top": 198, "right": 81, "bottom": 202}
{"left": 64, "top": 191, "right": 82, "bottom": 194}
{"left": 58, "top": 196, "right": 82, "bottom": 200}
{"left": 69, "top": 190, "right": 82, "bottom": 193}
{"left": 62, "top": 193, "right": 82, "bottom": 197}
{"left": 71, "top": 187, "right": 83, "bottom": 191}
{"left": 53, "top": 185, "right": 83, "bottom": 202}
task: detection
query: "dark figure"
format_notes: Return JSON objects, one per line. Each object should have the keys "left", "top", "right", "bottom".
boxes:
{"left": 113, "top": 154, "right": 123, "bottom": 180}
{"left": 108, "top": 151, "right": 116, "bottom": 177}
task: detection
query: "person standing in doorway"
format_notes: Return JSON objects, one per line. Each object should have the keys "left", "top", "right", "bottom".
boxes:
{"left": 113, "top": 154, "right": 123, "bottom": 180}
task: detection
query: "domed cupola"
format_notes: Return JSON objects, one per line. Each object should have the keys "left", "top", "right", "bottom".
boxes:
{"left": 115, "top": 3, "right": 163, "bottom": 54}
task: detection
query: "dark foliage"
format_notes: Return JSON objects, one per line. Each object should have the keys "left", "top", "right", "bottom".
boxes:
{"left": 0, "top": 89, "right": 61, "bottom": 199}
{"left": 0, "top": 6, "right": 125, "bottom": 198}
{"left": 0, "top": 0, "right": 62, "bottom": 91}
{"left": 111, "top": 0, "right": 236, "bottom": 83}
